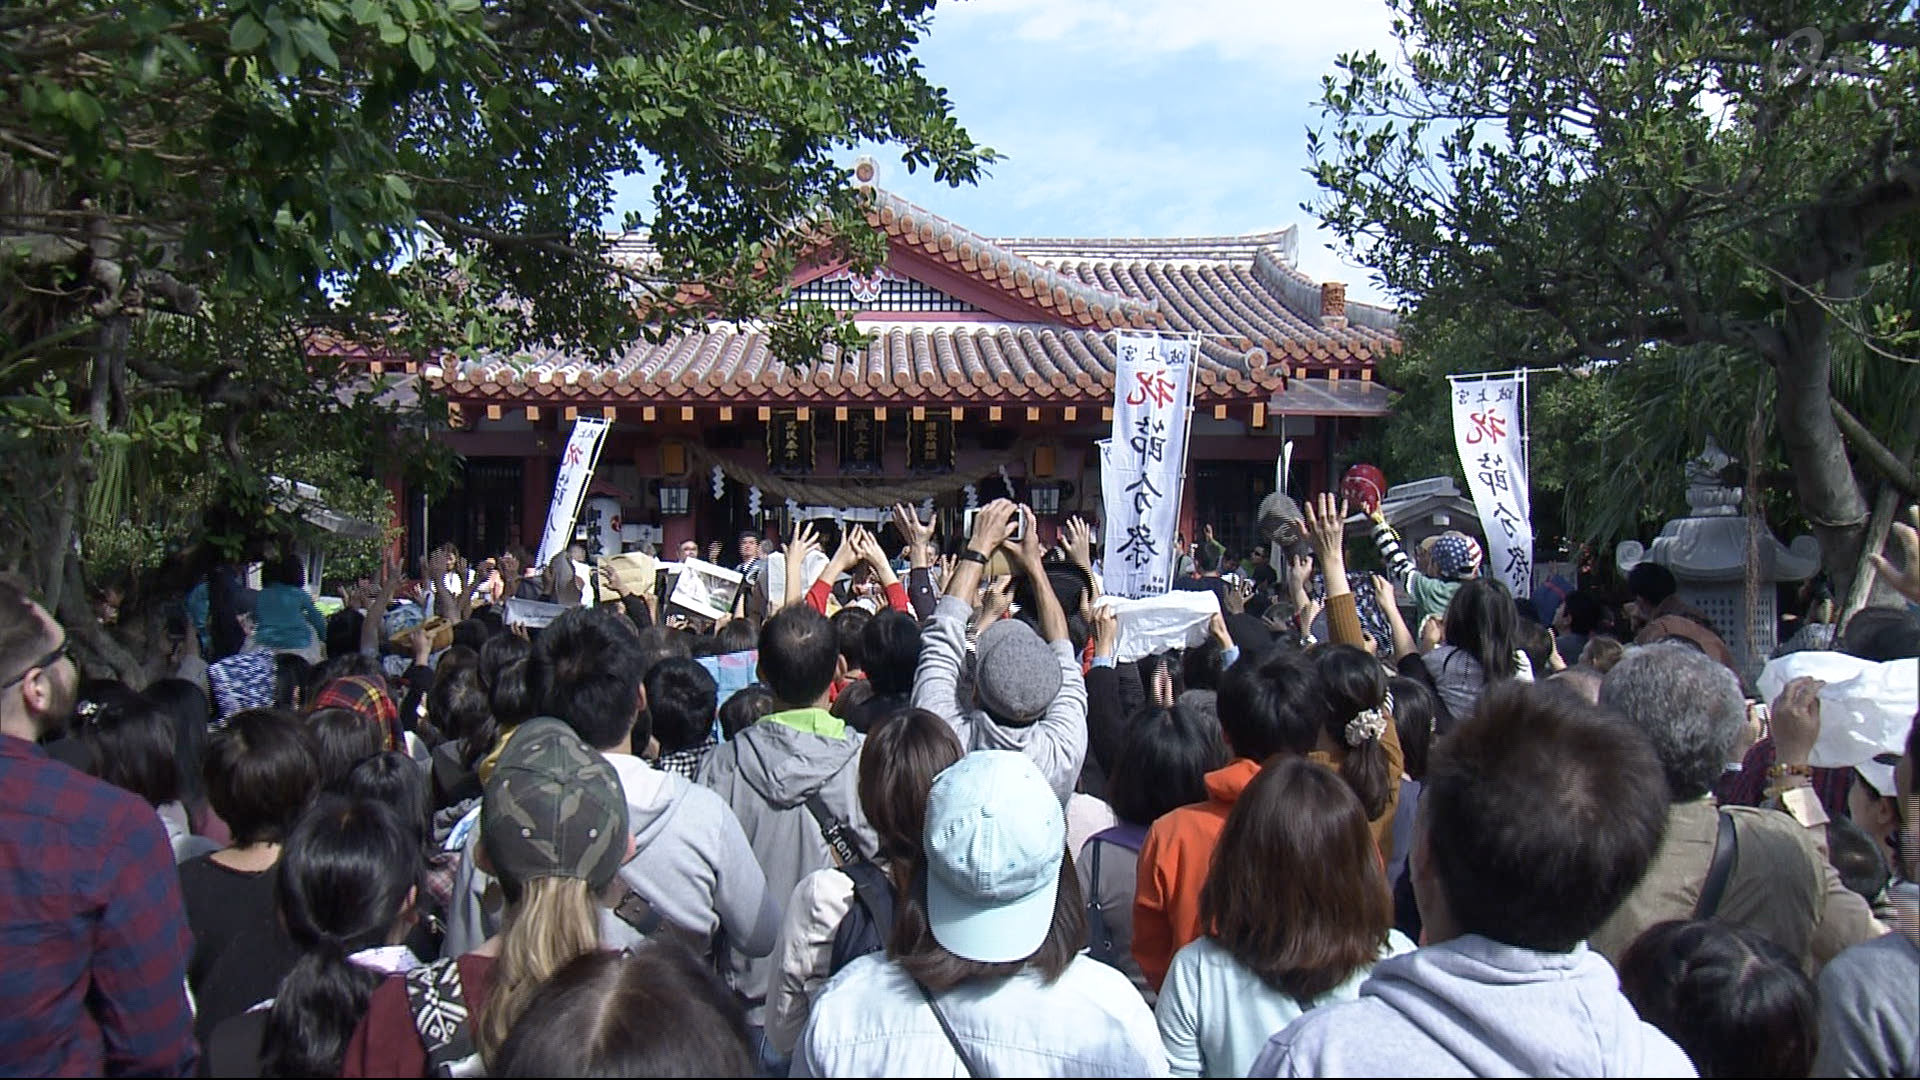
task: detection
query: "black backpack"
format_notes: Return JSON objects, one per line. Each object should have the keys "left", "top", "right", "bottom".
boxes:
{"left": 828, "top": 860, "right": 897, "bottom": 975}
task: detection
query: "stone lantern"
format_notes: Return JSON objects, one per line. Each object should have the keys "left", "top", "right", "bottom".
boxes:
{"left": 1615, "top": 444, "right": 1821, "bottom": 679}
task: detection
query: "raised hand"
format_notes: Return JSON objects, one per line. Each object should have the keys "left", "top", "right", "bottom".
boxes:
{"left": 1149, "top": 662, "right": 1175, "bottom": 708}
{"left": 1286, "top": 552, "right": 1314, "bottom": 603}
{"left": 1224, "top": 577, "right": 1252, "bottom": 615}
{"left": 1062, "top": 515, "right": 1095, "bottom": 569}
{"left": 981, "top": 574, "right": 1014, "bottom": 622}
{"left": 1770, "top": 676, "right": 1825, "bottom": 768}
{"left": 1007, "top": 505, "right": 1044, "bottom": 570}
{"left": 1371, "top": 573, "right": 1397, "bottom": 610}
{"left": 1090, "top": 602, "right": 1118, "bottom": 659}
{"left": 966, "top": 499, "right": 1018, "bottom": 556}
{"left": 1868, "top": 505, "right": 1920, "bottom": 605}
{"left": 891, "top": 502, "right": 936, "bottom": 558}
{"left": 1304, "top": 493, "right": 1349, "bottom": 566}
{"left": 788, "top": 521, "right": 823, "bottom": 569}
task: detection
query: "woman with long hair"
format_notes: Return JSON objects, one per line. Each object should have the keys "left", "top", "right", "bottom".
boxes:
{"left": 1422, "top": 578, "right": 1530, "bottom": 729}
{"left": 341, "top": 717, "right": 628, "bottom": 1076}
{"left": 493, "top": 942, "right": 755, "bottom": 1078}
{"left": 1309, "top": 644, "right": 1404, "bottom": 854}
{"left": 795, "top": 751, "right": 1166, "bottom": 1076}
{"left": 1079, "top": 694, "right": 1229, "bottom": 1004}
{"left": 765, "top": 709, "right": 964, "bottom": 1057}
{"left": 204, "top": 796, "right": 423, "bottom": 1076}
{"left": 1155, "top": 758, "right": 1413, "bottom": 1077}
{"left": 143, "top": 677, "right": 228, "bottom": 845}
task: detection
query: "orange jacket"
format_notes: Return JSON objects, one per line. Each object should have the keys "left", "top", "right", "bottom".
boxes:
{"left": 1131, "top": 757, "right": 1261, "bottom": 992}
{"left": 1130, "top": 735, "right": 1404, "bottom": 993}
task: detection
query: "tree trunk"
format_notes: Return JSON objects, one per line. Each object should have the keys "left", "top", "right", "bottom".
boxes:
{"left": 56, "top": 551, "right": 147, "bottom": 687}
{"left": 1773, "top": 270, "right": 1872, "bottom": 602}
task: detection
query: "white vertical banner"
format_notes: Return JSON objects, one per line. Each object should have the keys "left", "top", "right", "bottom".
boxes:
{"left": 1101, "top": 335, "right": 1195, "bottom": 598}
{"left": 1448, "top": 372, "right": 1533, "bottom": 598}
{"left": 535, "top": 417, "right": 612, "bottom": 570}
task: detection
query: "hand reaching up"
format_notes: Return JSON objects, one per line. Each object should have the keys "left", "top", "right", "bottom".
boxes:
{"left": 1062, "top": 515, "right": 1095, "bottom": 569}
{"left": 966, "top": 499, "right": 1018, "bottom": 556}
{"left": 787, "top": 521, "right": 822, "bottom": 570}
{"left": 1090, "top": 602, "right": 1118, "bottom": 659}
{"left": 891, "top": 503, "right": 936, "bottom": 565}
{"left": 1868, "top": 505, "right": 1920, "bottom": 605}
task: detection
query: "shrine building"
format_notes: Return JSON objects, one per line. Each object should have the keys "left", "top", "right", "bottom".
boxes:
{"left": 357, "top": 165, "right": 1399, "bottom": 561}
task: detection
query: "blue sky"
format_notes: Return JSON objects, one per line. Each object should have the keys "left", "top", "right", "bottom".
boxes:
{"left": 612, "top": 0, "right": 1401, "bottom": 304}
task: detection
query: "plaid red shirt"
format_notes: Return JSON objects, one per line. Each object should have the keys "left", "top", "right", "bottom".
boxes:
{"left": 0, "top": 734, "right": 197, "bottom": 1076}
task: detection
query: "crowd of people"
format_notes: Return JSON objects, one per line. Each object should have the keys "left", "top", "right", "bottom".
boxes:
{"left": 2, "top": 494, "right": 1917, "bottom": 1078}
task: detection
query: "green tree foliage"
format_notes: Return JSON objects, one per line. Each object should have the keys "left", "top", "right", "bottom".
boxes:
{"left": 1309, "top": 0, "right": 1919, "bottom": 601}
{"left": 1, "top": 0, "right": 991, "bottom": 680}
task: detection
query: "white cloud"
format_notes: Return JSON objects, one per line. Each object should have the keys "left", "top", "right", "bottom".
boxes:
{"left": 936, "top": 0, "right": 1400, "bottom": 71}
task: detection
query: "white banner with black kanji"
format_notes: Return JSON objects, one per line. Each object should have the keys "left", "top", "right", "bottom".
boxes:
{"left": 1102, "top": 335, "right": 1194, "bottom": 598}
{"left": 1448, "top": 372, "right": 1533, "bottom": 597}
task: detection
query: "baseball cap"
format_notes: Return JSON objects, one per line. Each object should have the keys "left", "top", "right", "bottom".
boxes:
{"left": 923, "top": 751, "right": 1065, "bottom": 963}
{"left": 973, "top": 619, "right": 1063, "bottom": 724}
{"left": 481, "top": 717, "right": 629, "bottom": 891}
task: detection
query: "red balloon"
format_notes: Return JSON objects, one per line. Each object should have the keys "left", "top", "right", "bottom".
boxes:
{"left": 1342, "top": 463, "right": 1388, "bottom": 514}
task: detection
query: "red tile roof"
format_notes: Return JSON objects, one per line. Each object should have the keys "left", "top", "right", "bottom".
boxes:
{"left": 392, "top": 186, "right": 1398, "bottom": 414}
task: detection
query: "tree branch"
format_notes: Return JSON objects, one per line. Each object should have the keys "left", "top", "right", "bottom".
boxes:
{"left": 1831, "top": 398, "right": 1920, "bottom": 498}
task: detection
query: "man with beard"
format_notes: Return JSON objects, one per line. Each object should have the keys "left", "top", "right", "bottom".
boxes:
{"left": 0, "top": 576, "right": 196, "bottom": 1076}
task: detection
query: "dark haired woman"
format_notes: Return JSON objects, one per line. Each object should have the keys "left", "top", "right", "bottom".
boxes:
{"left": 1308, "top": 644, "right": 1404, "bottom": 855}
{"left": 1422, "top": 578, "right": 1531, "bottom": 730}
{"left": 145, "top": 676, "right": 231, "bottom": 847}
{"left": 494, "top": 941, "right": 755, "bottom": 1077}
{"left": 1079, "top": 695, "right": 1228, "bottom": 1004}
{"left": 178, "top": 708, "right": 322, "bottom": 1043}
{"left": 205, "top": 796, "right": 423, "bottom": 1076}
{"left": 1384, "top": 675, "right": 1437, "bottom": 889}
{"left": 73, "top": 682, "right": 209, "bottom": 862}
{"left": 766, "top": 710, "right": 964, "bottom": 1056}
{"left": 795, "top": 751, "right": 1166, "bottom": 1076}
{"left": 1618, "top": 920, "right": 1817, "bottom": 1078}
{"left": 1155, "top": 757, "right": 1412, "bottom": 1077}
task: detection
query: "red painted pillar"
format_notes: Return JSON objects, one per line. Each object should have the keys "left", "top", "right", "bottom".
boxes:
{"left": 663, "top": 515, "right": 695, "bottom": 556}
{"left": 522, "top": 454, "right": 550, "bottom": 551}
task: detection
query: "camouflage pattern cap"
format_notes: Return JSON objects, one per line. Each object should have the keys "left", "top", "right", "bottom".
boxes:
{"left": 481, "top": 716, "right": 628, "bottom": 890}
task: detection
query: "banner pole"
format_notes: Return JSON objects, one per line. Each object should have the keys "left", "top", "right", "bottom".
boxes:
{"left": 1176, "top": 333, "right": 1202, "bottom": 593}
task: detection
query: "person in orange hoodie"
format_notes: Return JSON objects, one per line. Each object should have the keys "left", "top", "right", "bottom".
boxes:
{"left": 1132, "top": 648, "right": 1333, "bottom": 992}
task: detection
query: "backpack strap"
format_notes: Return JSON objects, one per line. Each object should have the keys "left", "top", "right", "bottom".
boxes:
{"left": 1089, "top": 822, "right": 1148, "bottom": 853}
{"left": 915, "top": 978, "right": 988, "bottom": 1079}
{"left": 829, "top": 860, "right": 897, "bottom": 975}
{"left": 404, "top": 957, "right": 476, "bottom": 1078}
{"left": 805, "top": 792, "right": 860, "bottom": 867}
{"left": 1693, "top": 810, "right": 1740, "bottom": 920}
{"left": 843, "top": 860, "right": 895, "bottom": 932}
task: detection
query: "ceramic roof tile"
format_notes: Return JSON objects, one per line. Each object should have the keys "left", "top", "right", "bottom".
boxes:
{"left": 317, "top": 185, "right": 1397, "bottom": 413}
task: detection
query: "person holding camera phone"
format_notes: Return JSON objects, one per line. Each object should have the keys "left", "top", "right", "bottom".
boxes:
{"left": 912, "top": 500, "right": 1087, "bottom": 805}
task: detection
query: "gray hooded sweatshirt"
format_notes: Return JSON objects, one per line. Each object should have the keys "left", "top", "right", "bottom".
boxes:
{"left": 1250, "top": 935, "right": 1697, "bottom": 1078}
{"left": 698, "top": 712, "right": 875, "bottom": 1024}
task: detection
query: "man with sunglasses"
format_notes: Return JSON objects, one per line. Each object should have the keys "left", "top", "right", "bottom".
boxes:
{"left": 0, "top": 576, "right": 196, "bottom": 1076}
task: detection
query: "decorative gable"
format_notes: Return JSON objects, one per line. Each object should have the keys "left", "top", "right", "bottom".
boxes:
{"left": 782, "top": 266, "right": 980, "bottom": 313}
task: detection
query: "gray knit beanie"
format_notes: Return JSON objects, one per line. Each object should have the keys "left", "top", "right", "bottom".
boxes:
{"left": 973, "top": 618, "right": 1063, "bottom": 724}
